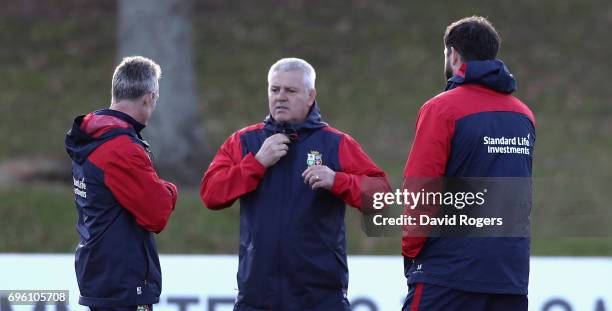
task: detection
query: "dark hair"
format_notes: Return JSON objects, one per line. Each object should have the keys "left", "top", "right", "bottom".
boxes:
{"left": 112, "top": 56, "right": 161, "bottom": 101}
{"left": 444, "top": 16, "right": 501, "bottom": 61}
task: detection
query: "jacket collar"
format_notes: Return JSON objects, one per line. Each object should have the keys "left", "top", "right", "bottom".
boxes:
{"left": 264, "top": 101, "right": 327, "bottom": 140}
{"left": 446, "top": 59, "right": 517, "bottom": 94}
{"left": 93, "top": 109, "right": 146, "bottom": 134}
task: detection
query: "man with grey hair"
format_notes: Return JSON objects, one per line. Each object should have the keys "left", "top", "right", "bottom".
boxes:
{"left": 66, "top": 56, "right": 178, "bottom": 311}
{"left": 201, "top": 57, "right": 388, "bottom": 310}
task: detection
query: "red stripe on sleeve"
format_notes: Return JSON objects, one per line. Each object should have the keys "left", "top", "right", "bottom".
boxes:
{"left": 95, "top": 136, "right": 177, "bottom": 233}
{"left": 328, "top": 129, "right": 389, "bottom": 209}
{"left": 200, "top": 125, "right": 266, "bottom": 210}
{"left": 402, "top": 98, "right": 455, "bottom": 258}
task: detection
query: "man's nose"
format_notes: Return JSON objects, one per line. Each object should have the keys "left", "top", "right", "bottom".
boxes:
{"left": 276, "top": 90, "right": 289, "bottom": 100}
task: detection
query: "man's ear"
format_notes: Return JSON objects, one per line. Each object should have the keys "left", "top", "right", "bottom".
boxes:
{"left": 451, "top": 47, "right": 463, "bottom": 67}
{"left": 143, "top": 92, "right": 154, "bottom": 106}
{"left": 308, "top": 88, "right": 317, "bottom": 107}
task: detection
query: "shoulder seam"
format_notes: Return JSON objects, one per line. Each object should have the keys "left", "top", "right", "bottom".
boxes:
{"left": 235, "top": 123, "right": 265, "bottom": 136}
{"left": 93, "top": 135, "right": 145, "bottom": 168}
{"left": 321, "top": 125, "right": 345, "bottom": 136}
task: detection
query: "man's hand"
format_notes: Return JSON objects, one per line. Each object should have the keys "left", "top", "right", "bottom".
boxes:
{"left": 255, "top": 133, "right": 291, "bottom": 167}
{"left": 302, "top": 165, "right": 336, "bottom": 190}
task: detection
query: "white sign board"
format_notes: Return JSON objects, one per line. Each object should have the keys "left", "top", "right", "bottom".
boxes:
{"left": 0, "top": 255, "right": 611, "bottom": 311}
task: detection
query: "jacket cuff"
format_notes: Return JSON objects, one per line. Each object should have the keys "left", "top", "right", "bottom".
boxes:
{"left": 331, "top": 172, "right": 349, "bottom": 196}
{"left": 165, "top": 182, "right": 178, "bottom": 209}
{"left": 243, "top": 152, "right": 267, "bottom": 178}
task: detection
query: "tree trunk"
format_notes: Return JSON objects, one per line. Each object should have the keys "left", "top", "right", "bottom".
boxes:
{"left": 117, "top": 0, "right": 208, "bottom": 185}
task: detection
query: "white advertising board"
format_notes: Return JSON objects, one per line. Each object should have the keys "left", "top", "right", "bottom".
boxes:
{"left": 0, "top": 255, "right": 610, "bottom": 311}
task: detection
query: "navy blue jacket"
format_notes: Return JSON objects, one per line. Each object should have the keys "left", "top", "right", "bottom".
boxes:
{"left": 65, "top": 109, "right": 177, "bottom": 307}
{"left": 200, "top": 105, "right": 388, "bottom": 310}
{"left": 403, "top": 60, "right": 536, "bottom": 294}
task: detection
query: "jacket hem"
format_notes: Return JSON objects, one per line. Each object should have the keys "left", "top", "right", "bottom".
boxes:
{"left": 408, "top": 274, "right": 528, "bottom": 295}
{"left": 79, "top": 295, "right": 160, "bottom": 308}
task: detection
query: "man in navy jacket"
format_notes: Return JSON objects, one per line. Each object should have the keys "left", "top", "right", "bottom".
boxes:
{"left": 401, "top": 17, "right": 536, "bottom": 311}
{"left": 65, "top": 56, "right": 178, "bottom": 311}
{"left": 200, "top": 58, "right": 388, "bottom": 310}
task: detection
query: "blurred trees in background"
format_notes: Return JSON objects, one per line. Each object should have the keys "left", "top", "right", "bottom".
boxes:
{"left": 118, "top": 0, "right": 209, "bottom": 184}
{"left": 1, "top": 0, "right": 612, "bottom": 253}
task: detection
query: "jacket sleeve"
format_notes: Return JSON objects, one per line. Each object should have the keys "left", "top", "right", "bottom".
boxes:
{"left": 330, "top": 133, "right": 389, "bottom": 209}
{"left": 403, "top": 99, "right": 454, "bottom": 178}
{"left": 402, "top": 99, "right": 455, "bottom": 258}
{"left": 200, "top": 131, "right": 267, "bottom": 210}
{"left": 105, "top": 143, "right": 178, "bottom": 234}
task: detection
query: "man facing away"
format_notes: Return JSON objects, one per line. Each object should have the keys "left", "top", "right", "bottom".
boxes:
{"left": 402, "top": 17, "right": 536, "bottom": 311}
{"left": 65, "top": 56, "right": 178, "bottom": 311}
{"left": 200, "top": 57, "right": 389, "bottom": 310}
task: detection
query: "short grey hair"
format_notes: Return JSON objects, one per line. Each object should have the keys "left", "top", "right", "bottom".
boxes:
{"left": 112, "top": 56, "right": 161, "bottom": 101}
{"left": 267, "top": 58, "right": 316, "bottom": 90}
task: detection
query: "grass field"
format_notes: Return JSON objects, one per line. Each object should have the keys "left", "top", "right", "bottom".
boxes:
{"left": 1, "top": 1, "right": 611, "bottom": 255}
{"left": 2, "top": 186, "right": 611, "bottom": 255}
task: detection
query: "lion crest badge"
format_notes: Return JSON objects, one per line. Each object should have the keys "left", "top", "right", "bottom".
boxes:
{"left": 306, "top": 151, "right": 323, "bottom": 167}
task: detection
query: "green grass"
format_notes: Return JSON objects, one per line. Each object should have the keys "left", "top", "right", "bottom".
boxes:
{"left": 1, "top": 1, "right": 612, "bottom": 254}
{"left": 2, "top": 187, "right": 611, "bottom": 255}
{"left": 0, "top": 17, "right": 116, "bottom": 160}
{"left": 0, "top": 186, "right": 76, "bottom": 252}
